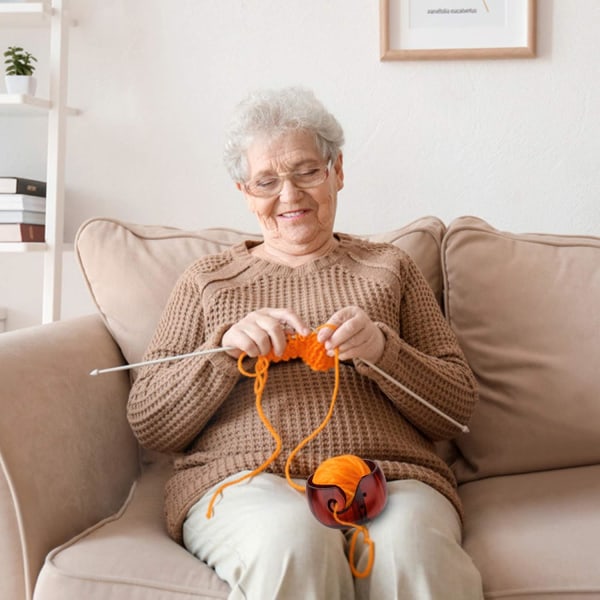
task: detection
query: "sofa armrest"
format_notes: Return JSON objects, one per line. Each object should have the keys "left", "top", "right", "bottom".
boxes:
{"left": 0, "top": 315, "right": 140, "bottom": 600}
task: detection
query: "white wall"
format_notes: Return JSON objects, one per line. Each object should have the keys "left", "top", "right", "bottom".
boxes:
{"left": 1, "top": 0, "right": 599, "bottom": 331}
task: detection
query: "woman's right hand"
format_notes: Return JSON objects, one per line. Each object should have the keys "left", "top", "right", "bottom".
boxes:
{"left": 221, "top": 308, "right": 311, "bottom": 359}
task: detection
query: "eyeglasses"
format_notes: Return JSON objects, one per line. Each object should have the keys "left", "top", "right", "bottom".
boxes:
{"left": 243, "top": 160, "right": 331, "bottom": 199}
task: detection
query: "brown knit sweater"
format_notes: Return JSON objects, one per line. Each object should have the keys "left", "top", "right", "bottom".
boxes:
{"left": 127, "top": 233, "right": 478, "bottom": 543}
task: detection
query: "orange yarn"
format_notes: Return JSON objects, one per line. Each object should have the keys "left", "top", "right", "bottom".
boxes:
{"left": 205, "top": 326, "right": 339, "bottom": 518}
{"left": 312, "top": 454, "right": 371, "bottom": 506}
{"left": 205, "top": 325, "right": 376, "bottom": 578}
{"left": 312, "top": 455, "right": 375, "bottom": 579}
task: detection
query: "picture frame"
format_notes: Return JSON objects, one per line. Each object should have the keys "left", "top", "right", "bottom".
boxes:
{"left": 380, "top": 0, "right": 536, "bottom": 60}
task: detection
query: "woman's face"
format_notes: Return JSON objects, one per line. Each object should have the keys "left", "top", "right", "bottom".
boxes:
{"left": 238, "top": 130, "right": 344, "bottom": 259}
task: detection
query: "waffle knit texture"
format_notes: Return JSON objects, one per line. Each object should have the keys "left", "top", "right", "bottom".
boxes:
{"left": 127, "top": 234, "right": 478, "bottom": 543}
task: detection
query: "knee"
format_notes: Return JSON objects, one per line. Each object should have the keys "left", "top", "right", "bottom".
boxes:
{"left": 258, "top": 503, "right": 346, "bottom": 564}
{"left": 383, "top": 480, "right": 460, "bottom": 533}
{"left": 369, "top": 480, "right": 463, "bottom": 565}
{"left": 361, "top": 481, "right": 483, "bottom": 597}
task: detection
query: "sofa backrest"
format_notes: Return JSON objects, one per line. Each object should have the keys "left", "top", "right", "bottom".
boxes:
{"left": 75, "top": 216, "right": 445, "bottom": 379}
{"left": 443, "top": 216, "right": 600, "bottom": 482}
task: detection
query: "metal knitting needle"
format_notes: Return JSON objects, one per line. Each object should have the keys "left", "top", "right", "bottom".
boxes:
{"left": 362, "top": 359, "right": 470, "bottom": 434}
{"left": 89, "top": 346, "right": 235, "bottom": 376}
{"left": 91, "top": 327, "right": 315, "bottom": 376}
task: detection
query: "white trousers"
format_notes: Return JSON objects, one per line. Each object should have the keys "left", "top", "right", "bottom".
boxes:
{"left": 183, "top": 472, "right": 483, "bottom": 600}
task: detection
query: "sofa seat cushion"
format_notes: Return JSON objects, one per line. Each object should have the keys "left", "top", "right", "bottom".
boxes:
{"left": 459, "top": 464, "right": 600, "bottom": 599}
{"left": 34, "top": 461, "right": 229, "bottom": 600}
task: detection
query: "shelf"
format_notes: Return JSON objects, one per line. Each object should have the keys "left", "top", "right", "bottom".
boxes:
{"left": 0, "top": 241, "right": 47, "bottom": 252}
{"left": 0, "top": 2, "right": 50, "bottom": 27}
{"left": 0, "top": 94, "right": 79, "bottom": 116}
{"left": 1, "top": 0, "right": 73, "bottom": 324}
{"left": 0, "top": 93, "right": 50, "bottom": 115}
{"left": 0, "top": 241, "right": 73, "bottom": 253}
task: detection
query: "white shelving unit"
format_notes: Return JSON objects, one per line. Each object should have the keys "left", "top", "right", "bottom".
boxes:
{"left": 0, "top": 0, "right": 74, "bottom": 323}
{"left": 0, "top": 2, "right": 50, "bottom": 25}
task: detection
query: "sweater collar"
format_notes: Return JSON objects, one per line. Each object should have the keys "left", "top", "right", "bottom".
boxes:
{"left": 232, "top": 233, "right": 352, "bottom": 275}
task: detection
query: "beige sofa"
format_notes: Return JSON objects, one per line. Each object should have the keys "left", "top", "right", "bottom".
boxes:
{"left": 1, "top": 215, "right": 599, "bottom": 600}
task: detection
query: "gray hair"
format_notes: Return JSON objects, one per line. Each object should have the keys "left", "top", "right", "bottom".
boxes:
{"left": 224, "top": 87, "right": 345, "bottom": 182}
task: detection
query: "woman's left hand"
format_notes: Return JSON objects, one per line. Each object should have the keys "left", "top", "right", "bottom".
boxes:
{"left": 316, "top": 306, "right": 385, "bottom": 363}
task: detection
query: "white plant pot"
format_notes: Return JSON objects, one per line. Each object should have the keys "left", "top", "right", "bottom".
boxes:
{"left": 5, "top": 75, "right": 37, "bottom": 95}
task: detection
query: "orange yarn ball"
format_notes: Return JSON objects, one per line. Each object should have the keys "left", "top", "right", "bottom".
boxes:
{"left": 311, "top": 455, "right": 372, "bottom": 508}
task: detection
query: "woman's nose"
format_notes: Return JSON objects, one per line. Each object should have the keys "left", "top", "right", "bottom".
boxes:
{"left": 278, "top": 177, "right": 302, "bottom": 203}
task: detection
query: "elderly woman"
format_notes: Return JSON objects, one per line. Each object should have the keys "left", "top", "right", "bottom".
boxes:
{"left": 128, "top": 87, "right": 483, "bottom": 599}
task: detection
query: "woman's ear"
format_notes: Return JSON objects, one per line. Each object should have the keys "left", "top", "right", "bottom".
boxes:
{"left": 334, "top": 152, "right": 344, "bottom": 191}
{"left": 236, "top": 182, "right": 255, "bottom": 213}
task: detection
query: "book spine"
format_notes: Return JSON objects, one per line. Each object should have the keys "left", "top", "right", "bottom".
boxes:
{"left": 0, "top": 224, "right": 45, "bottom": 242}
{"left": 19, "top": 224, "right": 45, "bottom": 242}
{"left": 17, "top": 180, "right": 46, "bottom": 197}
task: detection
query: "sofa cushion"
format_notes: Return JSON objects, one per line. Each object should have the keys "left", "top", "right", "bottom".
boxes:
{"left": 443, "top": 216, "right": 600, "bottom": 482}
{"left": 35, "top": 461, "right": 230, "bottom": 600}
{"left": 75, "top": 219, "right": 261, "bottom": 377}
{"left": 75, "top": 216, "right": 445, "bottom": 376}
{"left": 459, "top": 465, "right": 600, "bottom": 599}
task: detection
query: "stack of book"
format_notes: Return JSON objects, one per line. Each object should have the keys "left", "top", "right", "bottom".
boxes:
{"left": 0, "top": 177, "right": 46, "bottom": 242}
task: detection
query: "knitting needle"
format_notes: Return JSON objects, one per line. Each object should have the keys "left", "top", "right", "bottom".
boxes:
{"left": 89, "top": 346, "right": 235, "bottom": 376}
{"left": 361, "top": 359, "right": 470, "bottom": 433}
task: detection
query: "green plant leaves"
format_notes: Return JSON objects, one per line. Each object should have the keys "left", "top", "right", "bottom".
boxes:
{"left": 3, "top": 46, "right": 37, "bottom": 76}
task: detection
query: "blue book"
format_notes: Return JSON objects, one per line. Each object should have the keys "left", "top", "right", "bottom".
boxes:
{"left": 0, "top": 210, "right": 45, "bottom": 225}
{"left": 0, "top": 194, "right": 45, "bottom": 212}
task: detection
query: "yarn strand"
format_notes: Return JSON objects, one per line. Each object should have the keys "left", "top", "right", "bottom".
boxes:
{"left": 205, "top": 355, "right": 282, "bottom": 518}
{"left": 334, "top": 511, "right": 375, "bottom": 579}
{"left": 284, "top": 343, "right": 340, "bottom": 492}
{"left": 205, "top": 325, "right": 338, "bottom": 517}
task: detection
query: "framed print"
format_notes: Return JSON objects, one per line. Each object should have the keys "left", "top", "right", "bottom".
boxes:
{"left": 380, "top": 0, "right": 536, "bottom": 60}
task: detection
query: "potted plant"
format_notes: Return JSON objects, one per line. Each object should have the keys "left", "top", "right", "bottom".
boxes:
{"left": 3, "top": 46, "right": 38, "bottom": 95}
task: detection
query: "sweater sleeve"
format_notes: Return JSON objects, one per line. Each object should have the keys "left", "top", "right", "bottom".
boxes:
{"left": 355, "top": 255, "right": 478, "bottom": 441}
{"left": 127, "top": 266, "right": 241, "bottom": 453}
